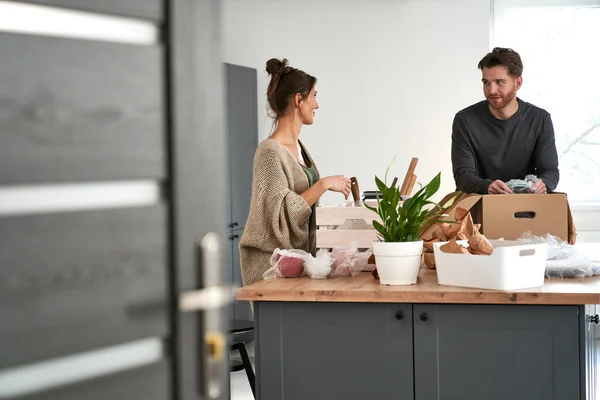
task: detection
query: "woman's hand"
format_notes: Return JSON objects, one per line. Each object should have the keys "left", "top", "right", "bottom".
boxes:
{"left": 321, "top": 175, "right": 352, "bottom": 200}
{"left": 301, "top": 175, "right": 352, "bottom": 207}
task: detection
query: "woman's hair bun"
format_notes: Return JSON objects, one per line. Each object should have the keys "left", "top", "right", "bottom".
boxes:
{"left": 266, "top": 58, "right": 289, "bottom": 76}
{"left": 265, "top": 57, "right": 316, "bottom": 121}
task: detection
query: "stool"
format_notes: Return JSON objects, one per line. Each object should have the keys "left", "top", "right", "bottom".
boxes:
{"left": 230, "top": 319, "right": 255, "bottom": 398}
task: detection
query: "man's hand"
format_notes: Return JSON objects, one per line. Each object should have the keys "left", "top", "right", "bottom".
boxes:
{"left": 530, "top": 179, "right": 547, "bottom": 194}
{"left": 488, "top": 180, "right": 512, "bottom": 195}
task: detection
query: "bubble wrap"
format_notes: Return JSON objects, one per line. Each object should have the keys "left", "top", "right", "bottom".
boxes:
{"left": 516, "top": 232, "right": 600, "bottom": 279}
{"left": 505, "top": 174, "right": 540, "bottom": 194}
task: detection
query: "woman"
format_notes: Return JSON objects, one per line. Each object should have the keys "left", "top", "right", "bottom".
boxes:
{"left": 239, "top": 58, "right": 351, "bottom": 287}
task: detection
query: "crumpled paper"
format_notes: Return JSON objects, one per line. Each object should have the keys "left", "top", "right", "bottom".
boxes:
{"left": 467, "top": 234, "right": 494, "bottom": 255}
{"left": 439, "top": 239, "right": 470, "bottom": 254}
{"left": 422, "top": 207, "right": 493, "bottom": 268}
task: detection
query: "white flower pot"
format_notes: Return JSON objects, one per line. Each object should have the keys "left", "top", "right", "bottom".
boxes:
{"left": 372, "top": 240, "right": 423, "bottom": 285}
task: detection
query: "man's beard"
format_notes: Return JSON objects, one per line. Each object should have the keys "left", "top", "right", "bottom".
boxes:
{"left": 487, "top": 88, "right": 517, "bottom": 110}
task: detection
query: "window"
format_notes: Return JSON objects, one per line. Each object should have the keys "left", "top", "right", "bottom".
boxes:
{"left": 493, "top": 0, "right": 600, "bottom": 202}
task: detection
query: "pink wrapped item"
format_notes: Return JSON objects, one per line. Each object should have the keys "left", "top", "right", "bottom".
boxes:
{"left": 263, "top": 248, "right": 310, "bottom": 279}
{"left": 330, "top": 243, "right": 373, "bottom": 277}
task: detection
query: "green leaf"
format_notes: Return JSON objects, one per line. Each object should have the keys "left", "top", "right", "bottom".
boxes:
{"left": 375, "top": 175, "right": 388, "bottom": 195}
{"left": 370, "top": 163, "right": 446, "bottom": 242}
{"left": 384, "top": 155, "right": 396, "bottom": 185}
{"left": 440, "top": 191, "right": 462, "bottom": 209}
{"left": 363, "top": 201, "right": 378, "bottom": 214}
{"left": 372, "top": 220, "right": 388, "bottom": 241}
{"left": 423, "top": 172, "right": 441, "bottom": 199}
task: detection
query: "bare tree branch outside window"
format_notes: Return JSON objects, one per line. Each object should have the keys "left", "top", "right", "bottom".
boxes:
{"left": 495, "top": 6, "right": 600, "bottom": 201}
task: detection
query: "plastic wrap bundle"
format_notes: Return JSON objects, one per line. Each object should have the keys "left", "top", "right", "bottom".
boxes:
{"left": 263, "top": 248, "right": 310, "bottom": 279}
{"left": 505, "top": 174, "right": 540, "bottom": 194}
{"left": 516, "top": 232, "right": 600, "bottom": 278}
{"left": 305, "top": 250, "right": 334, "bottom": 279}
{"left": 264, "top": 248, "right": 335, "bottom": 280}
{"left": 329, "top": 242, "right": 372, "bottom": 277}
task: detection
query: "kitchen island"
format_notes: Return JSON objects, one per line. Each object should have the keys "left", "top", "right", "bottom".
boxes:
{"left": 237, "top": 268, "right": 600, "bottom": 400}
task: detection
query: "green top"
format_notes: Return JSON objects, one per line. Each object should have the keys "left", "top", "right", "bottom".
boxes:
{"left": 299, "top": 162, "right": 318, "bottom": 234}
{"left": 300, "top": 163, "right": 319, "bottom": 187}
{"left": 298, "top": 144, "right": 319, "bottom": 188}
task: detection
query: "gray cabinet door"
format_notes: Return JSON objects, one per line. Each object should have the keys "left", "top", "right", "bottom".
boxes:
{"left": 225, "top": 63, "right": 258, "bottom": 232}
{"left": 255, "top": 302, "right": 414, "bottom": 400}
{"left": 225, "top": 63, "right": 257, "bottom": 322}
{"left": 414, "top": 304, "right": 582, "bottom": 400}
{"left": 584, "top": 304, "right": 598, "bottom": 400}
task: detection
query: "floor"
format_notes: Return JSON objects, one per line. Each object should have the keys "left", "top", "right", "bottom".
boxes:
{"left": 230, "top": 341, "right": 600, "bottom": 400}
{"left": 230, "top": 342, "right": 255, "bottom": 400}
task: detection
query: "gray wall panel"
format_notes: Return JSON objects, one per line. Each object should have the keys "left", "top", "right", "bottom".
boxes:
{"left": 0, "top": 33, "right": 165, "bottom": 184}
{"left": 0, "top": 206, "right": 168, "bottom": 368}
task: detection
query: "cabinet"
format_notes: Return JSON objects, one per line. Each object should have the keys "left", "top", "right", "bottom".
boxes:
{"left": 256, "top": 302, "right": 414, "bottom": 399}
{"left": 586, "top": 304, "right": 598, "bottom": 400}
{"left": 413, "top": 304, "right": 581, "bottom": 400}
{"left": 255, "top": 302, "right": 586, "bottom": 400}
{"left": 224, "top": 63, "right": 258, "bottom": 321}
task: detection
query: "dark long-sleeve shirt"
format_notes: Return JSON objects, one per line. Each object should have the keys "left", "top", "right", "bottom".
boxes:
{"left": 451, "top": 98, "right": 559, "bottom": 194}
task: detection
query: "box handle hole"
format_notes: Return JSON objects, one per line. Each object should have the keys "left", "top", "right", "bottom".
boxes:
{"left": 519, "top": 249, "right": 536, "bottom": 257}
{"left": 514, "top": 211, "right": 536, "bottom": 219}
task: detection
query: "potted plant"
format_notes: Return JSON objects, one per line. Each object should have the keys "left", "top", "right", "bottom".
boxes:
{"left": 364, "top": 161, "right": 456, "bottom": 285}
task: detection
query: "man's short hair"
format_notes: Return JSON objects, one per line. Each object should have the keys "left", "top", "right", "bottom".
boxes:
{"left": 478, "top": 47, "right": 523, "bottom": 78}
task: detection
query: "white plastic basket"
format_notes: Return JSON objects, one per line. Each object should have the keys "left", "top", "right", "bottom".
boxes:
{"left": 433, "top": 240, "right": 548, "bottom": 291}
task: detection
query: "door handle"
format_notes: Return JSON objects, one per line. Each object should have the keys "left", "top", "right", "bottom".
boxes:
{"left": 178, "top": 232, "right": 234, "bottom": 399}
{"left": 179, "top": 285, "right": 236, "bottom": 312}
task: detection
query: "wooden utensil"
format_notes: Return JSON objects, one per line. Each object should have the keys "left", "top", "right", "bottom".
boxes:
{"left": 406, "top": 174, "right": 417, "bottom": 196}
{"left": 350, "top": 177, "right": 361, "bottom": 207}
{"left": 400, "top": 158, "right": 419, "bottom": 196}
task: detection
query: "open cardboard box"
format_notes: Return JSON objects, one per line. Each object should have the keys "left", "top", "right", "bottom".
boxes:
{"left": 420, "top": 192, "right": 577, "bottom": 244}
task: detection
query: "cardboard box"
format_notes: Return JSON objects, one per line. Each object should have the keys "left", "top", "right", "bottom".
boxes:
{"left": 420, "top": 192, "right": 576, "bottom": 244}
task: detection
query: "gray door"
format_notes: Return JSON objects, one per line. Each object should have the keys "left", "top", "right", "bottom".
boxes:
{"left": 413, "top": 304, "right": 582, "bottom": 400}
{"left": 0, "top": 0, "right": 230, "bottom": 399}
{"left": 225, "top": 63, "right": 258, "bottom": 322}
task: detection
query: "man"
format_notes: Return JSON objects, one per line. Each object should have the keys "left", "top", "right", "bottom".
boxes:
{"left": 451, "top": 47, "right": 559, "bottom": 195}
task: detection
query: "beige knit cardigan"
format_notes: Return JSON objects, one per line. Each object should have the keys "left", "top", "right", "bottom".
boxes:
{"left": 239, "top": 138, "right": 320, "bottom": 287}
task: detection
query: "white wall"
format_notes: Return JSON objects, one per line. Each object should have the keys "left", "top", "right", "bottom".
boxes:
{"left": 223, "top": 0, "right": 491, "bottom": 204}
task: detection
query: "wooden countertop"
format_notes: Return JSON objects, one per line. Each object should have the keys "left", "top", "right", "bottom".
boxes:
{"left": 237, "top": 268, "right": 600, "bottom": 305}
